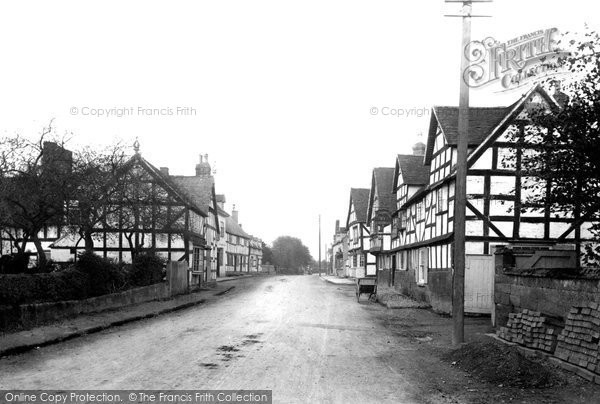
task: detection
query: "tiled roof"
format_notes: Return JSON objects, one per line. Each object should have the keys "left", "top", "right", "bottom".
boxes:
{"left": 350, "top": 188, "right": 370, "bottom": 223}
{"left": 397, "top": 154, "right": 429, "bottom": 185}
{"left": 133, "top": 155, "right": 208, "bottom": 217}
{"left": 225, "top": 215, "right": 250, "bottom": 238}
{"left": 435, "top": 106, "right": 510, "bottom": 144}
{"left": 170, "top": 175, "right": 215, "bottom": 214}
{"left": 373, "top": 167, "right": 396, "bottom": 212}
{"left": 425, "top": 105, "right": 512, "bottom": 164}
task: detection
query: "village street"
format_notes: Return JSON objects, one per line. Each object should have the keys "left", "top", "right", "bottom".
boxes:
{"left": 1, "top": 275, "right": 599, "bottom": 404}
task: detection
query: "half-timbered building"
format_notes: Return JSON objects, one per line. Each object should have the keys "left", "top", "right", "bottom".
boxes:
{"left": 391, "top": 85, "right": 596, "bottom": 314}
{"left": 366, "top": 167, "right": 396, "bottom": 286}
{"left": 51, "top": 151, "right": 220, "bottom": 285}
{"left": 224, "top": 209, "right": 251, "bottom": 274}
{"left": 345, "top": 188, "right": 375, "bottom": 278}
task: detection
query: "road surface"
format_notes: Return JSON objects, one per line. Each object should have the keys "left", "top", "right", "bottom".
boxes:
{"left": 0, "top": 276, "right": 472, "bottom": 403}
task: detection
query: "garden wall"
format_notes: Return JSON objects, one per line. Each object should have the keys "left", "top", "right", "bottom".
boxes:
{"left": 0, "top": 260, "right": 190, "bottom": 330}
{"left": 494, "top": 246, "right": 600, "bottom": 327}
{"left": 494, "top": 246, "right": 600, "bottom": 382}
{"left": 0, "top": 283, "right": 169, "bottom": 330}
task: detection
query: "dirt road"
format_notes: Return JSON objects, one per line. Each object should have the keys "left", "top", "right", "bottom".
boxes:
{"left": 1, "top": 275, "right": 598, "bottom": 403}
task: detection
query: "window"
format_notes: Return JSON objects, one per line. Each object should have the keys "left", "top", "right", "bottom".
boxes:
{"left": 359, "top": 254, "right": 364, "bottom": 267}
{"left": 352, "top": 227, "right": 358, "bottom": 244}
{"left": 353, "top": 255, "right": 357, "bottom": 267}
{"left": 416, "top": 202, "right": 425, "bottom": 221}
{"left": 397, "top": 251, "right": 405, "bottom": 270}
{"left": 417, "top": 248, "right": 428, "bottom": 285}
{"left": 192, "top": 247, "right": 201, "bottom": 272}
{"left": 437, "top": 186, "right": 447, "bottom": 211}
{"left": 400, "top": 211, "right": 407, "bottom": 229}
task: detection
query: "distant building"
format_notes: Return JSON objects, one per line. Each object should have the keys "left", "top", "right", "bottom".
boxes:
{"left": 331, "top": 220, "right": 348, "bottom": 277}
{"left": 345, "top": 188, "right": 375, "bottom": 278}
{"left": 366, "top": 167, "right": 396, "bottom": 286}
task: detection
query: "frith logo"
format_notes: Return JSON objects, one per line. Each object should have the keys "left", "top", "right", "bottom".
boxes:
{"left": 464, "top": 28, "right": 567, "bottom": 92}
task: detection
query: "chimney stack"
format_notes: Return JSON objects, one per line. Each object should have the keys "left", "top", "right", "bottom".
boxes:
{"left": 216, "top": 194, "right": 226, "bottom": 210}
{"left": 195, "top": 153, "right": 212, "bottom": 177}
{"left": 232, "top": 204, "right": 239, "bottom": 224}
{"left": 159, "top": 167, "right": 169, "bottom": 176}
{"left": 412, "top": 142, "right": 426, "bottom": 156}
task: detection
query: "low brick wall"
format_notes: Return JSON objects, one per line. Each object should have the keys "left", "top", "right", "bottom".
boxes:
{"left": 0, "top": 283, "right": 170, "bottom": 330}
{"left": 495, "top": 271, "right": 600, "bottom": 327}
{"left": 494, "top": 246, "right": 600, "bottom": 327}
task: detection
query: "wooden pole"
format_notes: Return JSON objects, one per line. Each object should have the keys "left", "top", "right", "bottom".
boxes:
{"left": 451, "top": 1, "right": 472, "bottom": 346}
{"left": 319, "top": 214, "right": 322, "bottom": 276}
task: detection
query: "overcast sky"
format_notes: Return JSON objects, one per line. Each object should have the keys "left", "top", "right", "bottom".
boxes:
{"left": 1, "top": 1, "right": 599, "bottom": 259}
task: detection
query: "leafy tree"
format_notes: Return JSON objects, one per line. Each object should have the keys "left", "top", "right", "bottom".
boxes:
{"left": 505, "top": 30, "right": 600, "bottom": 263}
{"left": 261, "top": 241, "right": 273, "bottom": 264}
{"left": 271, "top": 236, "right": 312, "bottom": 272}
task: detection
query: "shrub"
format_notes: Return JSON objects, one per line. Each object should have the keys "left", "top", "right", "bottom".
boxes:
{"left": 0, "top": 254, "right": 30, "bottom": 274}
{"left": 0, "top": 267, "right": 89, "bottom": 305}
{"left": 130, "top": 253, "right": 165, "bottom": 287}
{"left": 75, "top": 252, "right": 126, "bottom": 296}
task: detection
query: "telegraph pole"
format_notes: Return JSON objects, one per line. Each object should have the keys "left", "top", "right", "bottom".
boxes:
{"left": 318, "top": 214, "right": 322, "bottom": 276}
{"left": 445, "top": 0, "right": 491, "bottom": 345}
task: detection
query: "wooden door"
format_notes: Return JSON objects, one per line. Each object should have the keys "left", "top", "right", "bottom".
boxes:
{"left": 465, "top": 255, "right": 494, "bottom": 314}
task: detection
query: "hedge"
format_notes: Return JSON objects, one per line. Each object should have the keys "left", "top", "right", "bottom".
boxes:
{"left": 0, "top": 252, "right": 167, "bottom": 306}
{"left": 0, "top": 268, "right": 89, "bottom": 305}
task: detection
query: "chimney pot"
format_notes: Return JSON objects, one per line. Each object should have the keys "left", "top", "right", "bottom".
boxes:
{"left": 412, "top": 142, "right": 426, "bottom": 156}
{"left": 195, "top": 152, "right": 212, "bottom": 177}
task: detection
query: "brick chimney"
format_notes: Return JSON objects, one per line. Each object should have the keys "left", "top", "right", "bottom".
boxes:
{"left": 412, "top": 142, "right": 426, "bottom": 156}
{"left": 216, "top": 194, "right": 226, "bottom": 210}
{"left": 159, "top": 167, "right": 169, "bottom": 176}
{"left": 195, "top": 153, "right": 211, "bottom": 177}
{"left": 42, "top": 141, "right": 73, "bottom": 173}
{"left": 232, "top": 204, "right": 239, "bottom": 224}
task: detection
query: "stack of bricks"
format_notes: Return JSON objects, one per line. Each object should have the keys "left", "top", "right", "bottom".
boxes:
{"left": 554, "top": 303, "right": 600, "bottom": 374}
{"left": 497, "top": 309, "right": 559, "bottom": 352}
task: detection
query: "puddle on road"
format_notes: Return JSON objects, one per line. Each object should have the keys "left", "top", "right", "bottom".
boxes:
{"left": 213, "top": 334, "right": 264, "bottom": 362}
{"left": 244, "top": 333, "right": 262, "bottom": 339}
{"left": 265, "top": 285, "right": 273, "bottom": 292}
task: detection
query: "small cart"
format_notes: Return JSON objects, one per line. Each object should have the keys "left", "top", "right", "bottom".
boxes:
{"left": 356, "top": 276, "right": 377, "bottom": 302}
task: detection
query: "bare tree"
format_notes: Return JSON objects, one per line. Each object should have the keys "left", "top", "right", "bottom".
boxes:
{"left": 0, "top": 122, "right": 74, "bottom": 269}
{"left": 66, "top": 143, "right": 128, "bottom": 253}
